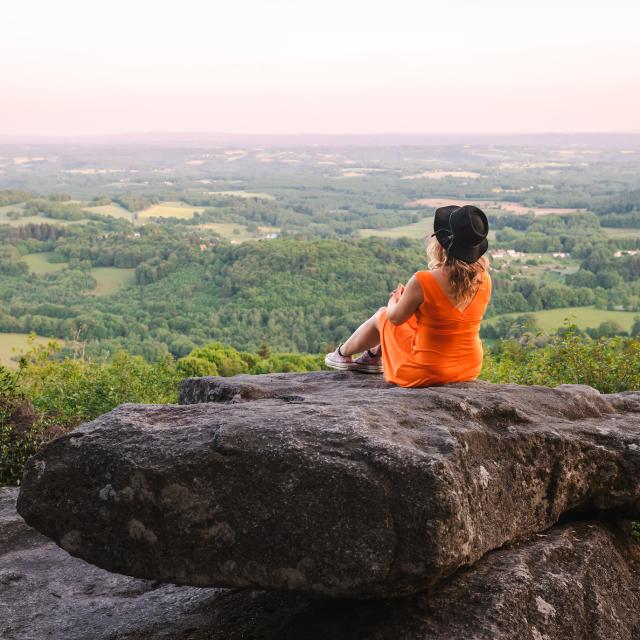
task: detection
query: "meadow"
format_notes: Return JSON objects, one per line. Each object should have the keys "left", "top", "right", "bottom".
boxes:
{"left": 0, "top": 333, "right": 55, "bottom": 368}
{"left": 485, "top": 306, "right": 639, "bottom": 333}
{"left": 90, "top": 267, "right": 136, "bottom": 295}
{"left": 138, "top": 201, "right": 205, "bottom": 219}
{"left": 22, "top": 253, "right": 67, "bottom": 275}
{"left": 83, "top": 203, "right": 132, "bottom": 220}
{"left": 602, "top": 227, "right": 640, "bottom": 239}
{"left": 196, "top": 222, "right": 280, "bottom": 241}
{"left": 21, "top": 254, "right": 136, "bottom": 296}
{"left": 206, "top": 191, "right": 275, "bottom": 200}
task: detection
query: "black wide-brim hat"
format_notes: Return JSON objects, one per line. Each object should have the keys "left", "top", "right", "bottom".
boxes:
{"left": 433, "top": 204, "right": 489, "bottom": 263}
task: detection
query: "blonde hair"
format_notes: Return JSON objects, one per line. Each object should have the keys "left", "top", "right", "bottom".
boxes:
{"left": 427, "top": 235, "right": 489, "bottom": 307}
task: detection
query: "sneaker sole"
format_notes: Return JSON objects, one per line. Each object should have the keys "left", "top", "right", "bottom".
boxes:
{"left": 324, "top": 355, "right": 359, "bottom": 371}
{"left": 354, "top": 365, "right": 384, "bottom": 374}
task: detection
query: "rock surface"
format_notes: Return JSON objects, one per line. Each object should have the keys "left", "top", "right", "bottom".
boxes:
{"left": 17, "top": 372, "right": 640, "bottom": 597}
{"left": 0, "top": 487, "right": 220, "bottom": 640}
{"left": 4, "top": 487, "right": 640, "bottom": 640}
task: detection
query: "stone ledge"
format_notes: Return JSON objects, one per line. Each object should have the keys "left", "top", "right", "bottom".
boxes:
{"left": 17, "top": 375, "right": 640, "bottom": 597}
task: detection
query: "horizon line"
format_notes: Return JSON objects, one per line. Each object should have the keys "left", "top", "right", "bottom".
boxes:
{"left": 2, "top": 130, "right": 640, "bottom": 138}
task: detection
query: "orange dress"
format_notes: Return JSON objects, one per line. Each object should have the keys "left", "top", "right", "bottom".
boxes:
{"left": 378, "top": 270, "right": 492, "bottom": 387}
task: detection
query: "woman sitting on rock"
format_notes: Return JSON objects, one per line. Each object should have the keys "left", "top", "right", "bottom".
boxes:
{"left": 325, "top": 205, "right": 491, "bottom": 387}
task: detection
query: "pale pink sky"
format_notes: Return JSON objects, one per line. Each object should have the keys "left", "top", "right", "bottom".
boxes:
{"left": 1, "top": 0, "right": 639, "bottom": 135}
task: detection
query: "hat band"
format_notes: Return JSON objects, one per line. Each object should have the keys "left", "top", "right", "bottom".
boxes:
{"left": 433, "top": 229, "right": 485, "bottom": 250}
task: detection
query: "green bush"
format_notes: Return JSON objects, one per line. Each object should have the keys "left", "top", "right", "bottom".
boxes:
{"left": 19, "top": 345, "right": 180, "bottom": 425}
{"left": 481, "top": 328, "right": 640, "bottom": 393}
{"left": 254, "top": 352, "right": 324, "bottom": 373}
{"left": 180, "top": 342, "right": 252, "bottom": 377}
{"left": 0, "top": 366, "right": 50, "bottom": 485}
{"left": 178, "top": 342, "right": 325, "bottom": 376}
{"left": 176, "top": 356, "right": 219, "bottom": 377}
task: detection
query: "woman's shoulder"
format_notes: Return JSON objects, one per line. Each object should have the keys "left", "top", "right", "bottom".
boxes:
{"left": 413, "top": 270, "right": 435, "bottom": 300}
{"left": 413, "top": 269, "right": 433, "bottom": 286}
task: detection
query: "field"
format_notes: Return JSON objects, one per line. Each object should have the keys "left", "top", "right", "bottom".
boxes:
{"left": 0, "top": 333, "right": 57, "bottom": 368}
{"left": 84, "top": 203, "right": 132, "bottom": 220}
{"left": 196, "top": 222, "right": 280, "bottom": 242}
{"left": 402, "top": 170, "right": 481, "bottom": 180}
{"left": 360, "top": 218, "right": 497, "bottom": 241}
{"left": 0, "top": 212, "right": 86, "bottom": 227}
{"left": 206, "top": 191, "right": 275, "bottom": 200}
{"left": 22, "top": 252, "right": 67, "bottom": 275}
{"left": 405, "top": 197, "right": 582, "bottom": 216}
{"left": 0, "top": 203, "right": 75, "bottom": 228}
{"left": 602, "top": 227, "right": 640, "bottom": 239}
{"left": 0, "top": 202, "right": 25, "bottom": 217}
{"left": 90, "top": 267, "right": 137, "bottom": 295}
{"left": 486, "top": 306, "right": 639, "bottom": 333}
{"left": 138, "top": 201, "right": 205, "bottom": 219}
{"left": 20, "top": 255, "right": 135, "bottom": 295}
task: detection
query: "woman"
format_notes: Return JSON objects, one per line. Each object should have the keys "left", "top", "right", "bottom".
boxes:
{"left": 325, "top": 204, "right": 491, "bottom": 387}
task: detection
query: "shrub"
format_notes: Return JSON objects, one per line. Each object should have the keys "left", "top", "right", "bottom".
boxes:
{"left": 481, "top": 328, "right": 640, "bottom": 393}
{"left": 19, "top": 344, "right": 180, "bottom": 425}
{"left": 0, "top": 366, "right": 57, "bottom": 485}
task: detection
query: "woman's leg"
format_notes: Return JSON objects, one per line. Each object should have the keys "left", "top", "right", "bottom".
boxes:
{"left": 339, "top": 307, "right": 385, "bottom": 356}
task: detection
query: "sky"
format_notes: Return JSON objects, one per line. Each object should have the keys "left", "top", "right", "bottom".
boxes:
{"left": 1, "top": 0, "right": 639, "bottom": 136}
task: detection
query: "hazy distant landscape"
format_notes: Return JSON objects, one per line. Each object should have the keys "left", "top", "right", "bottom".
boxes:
{"left": 1, "top": 133, "right": 639, "bottom": 365}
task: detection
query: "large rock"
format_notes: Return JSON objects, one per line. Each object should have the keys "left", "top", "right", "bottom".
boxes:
{"left": 3, "top": 487, "right": 640, "bottom": 639}
{"left": 0, "top": 487, "right": 220, "bottom": 640}
{"left": 17, "top": 372, "right": 640, "bottom": 597}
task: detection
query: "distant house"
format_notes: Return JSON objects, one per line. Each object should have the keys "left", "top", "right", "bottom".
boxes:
{"left": 490, "top": 249, "right": 525, "bottom": 259}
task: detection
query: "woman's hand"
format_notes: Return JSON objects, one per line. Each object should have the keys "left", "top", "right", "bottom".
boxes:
{"left": 389, "top": 283, "right": 405, "bottom": 306}
{"left": 386, "top": 276, "right": 423, "bottom": 325}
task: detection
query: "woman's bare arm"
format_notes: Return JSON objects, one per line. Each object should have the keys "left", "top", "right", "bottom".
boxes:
{"left": 386, "top": 274, "right": 423, "bottom": 325}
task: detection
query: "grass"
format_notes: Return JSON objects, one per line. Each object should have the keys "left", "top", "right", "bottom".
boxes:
{"left": 22, "top": 252, "right": 67, "bottom": 275}
{"left": 90, "top": 268, "right": 137, "bottom": 296}
{"left": 197, "top": 222, "right": 280, "bottom": 242}
{"left": 0, "top": 202, "right": 89, "bottom": 227}
{"left": 19, "top": 254, "right": 135, "bottom": 295}
{"left": 84, "top": 204, "right": 133, "bottom": 220}
{"left": 0, "top": 214, "right": 86, "bottom": 228}
{"left": 0, "top": 333, "right": 57, "bottom": 369}
{"left": 206, "top": 191, "right": 275, "bottom": 200}
{"left": 485, "top": 306, "right": 639, "bottom": 333}
{"left": 0, "top": 203, "right": 26, "bottom": 216}
{"left": 602, "top": 227, "right": 640, "bottom": 239}
{"left": 138, "top": 201, "right": 205, "bottom": 219}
